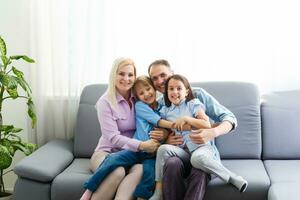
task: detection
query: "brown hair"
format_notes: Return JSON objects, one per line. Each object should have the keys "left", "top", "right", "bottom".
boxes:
{"left": 147, "top": 59, "right": 171, "bottom": 75}
{"left": 132, "top": 75, "right": 155, "bottom": 100}
{"left": 164, "top": 74, "right": 195, "bottom": 107}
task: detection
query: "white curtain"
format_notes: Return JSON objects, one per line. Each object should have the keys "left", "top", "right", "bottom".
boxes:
{"left": 28, "top": 0, "right": 106, "bottom": 144}
{"left": 28, "top": 0, "right": 300, "bottom": 145}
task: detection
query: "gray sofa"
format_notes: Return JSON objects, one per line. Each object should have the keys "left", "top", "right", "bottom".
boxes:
{"left": 13, "top": 82, "right": 300, "bottom": 200}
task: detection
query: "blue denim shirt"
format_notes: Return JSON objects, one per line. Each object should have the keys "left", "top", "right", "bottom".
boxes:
{"left": 133, "top": 101, "right": 162, "bottom": 141}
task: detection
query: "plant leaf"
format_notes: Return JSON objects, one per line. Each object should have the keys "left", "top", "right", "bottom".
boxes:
{"left": 0, "top": 145, "right": 12, "bottom": 170}
{"left": 6, "top": 133, "right": 22, "bottom": 142}
{"left": 7, "top": 75, "right": 18, "bottom": 89}
{"left": 27, "top": 98, "right": 37, "bottom": 128}
{"left": 14, "top": 76, "right": 28, "bottom": 94}
{"left": 5, "top": 75, "right": 19, "bottom": 98}
{"left": 10, "top": 142, "right": 27, "bottom": 154}
{"left": 11, "top": 142, "right": 37, "bottom": 156}
{"left": 1, "top": 55, "right": 11, "bottom": 67}
{"left": 10, "top": 55, "right": 35, "bottom": 63}
{"left": 22, "top": 77, "right": 33, "bottom": 94}
{"left": 0, "top": 36, "right": 7, "bottom": 56}
{"left": 23, "top": 142, "right": 38, "bottom": 155}
{"left": 6, "top": 88, "right": 18, "bottom": 99}
{"left": 12, "top": 68, "right": 32, "bottom": 95}
{"left": 0, "top": 125, "right": 22, "bottom": 137}
{"left": 12, "top": 66, "right": 24, "bottom": 78}
{"left": 0, "top": 139, "right": 16, "bottom": 157}
{"left": 12, "top": 128, "right": 22, "bottom": 133}
{"left": 0, "top": 125, "right": 14, "bottom": 134}
{"left": 0, "top": 71, "right": 9, "bottom": 86}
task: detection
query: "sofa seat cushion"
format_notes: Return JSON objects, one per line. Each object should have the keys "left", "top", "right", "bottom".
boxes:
{"left": 264, "top": 160, "right": 300, "bottom": 183}
{"left": 51, "top": 158, "right": 92, "bottom": 200}
{"left": 204, "top": 160, "right": 270, "bottom": 200}
{"left": 268, "top": 182, "right": 300, "bottom": 200}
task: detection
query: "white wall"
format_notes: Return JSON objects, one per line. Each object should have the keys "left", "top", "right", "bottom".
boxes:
{"left": 93, "top": 0, "right": 300, "bottom": 93}
{"left": 0, "top": 0, "right": 30, "bottom": 191}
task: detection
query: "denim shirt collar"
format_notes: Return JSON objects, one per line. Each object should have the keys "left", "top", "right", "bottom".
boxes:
{"left": 169, "top": 98, "right": 186, "bottom": 111}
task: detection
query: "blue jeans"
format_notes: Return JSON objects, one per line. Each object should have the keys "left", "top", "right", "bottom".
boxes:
{"left": 84, "top": 150, "right": 155, "bottom": 199}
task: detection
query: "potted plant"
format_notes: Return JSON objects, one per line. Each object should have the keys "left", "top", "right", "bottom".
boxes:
{"left": 0, "top": 36, "right": 37, "bottom": 199}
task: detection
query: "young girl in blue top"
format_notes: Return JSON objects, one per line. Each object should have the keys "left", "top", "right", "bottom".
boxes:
{"left": 149, "top": 74, "right": 248, "bottom": 200}
{"left": 81, "top": 76, "right": 176, "bottom": 200}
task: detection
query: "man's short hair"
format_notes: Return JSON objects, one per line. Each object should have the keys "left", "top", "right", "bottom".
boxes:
{"left": 148, "top": 59, "right": 171, "bottom": 75}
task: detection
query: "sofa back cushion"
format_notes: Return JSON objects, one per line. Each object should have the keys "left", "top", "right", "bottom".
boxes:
{"left": 74, "top": 84, "right": 107, "bottom": 157}
{"left": 262, "top": 90, "right": 300, "bottom": 159}
{"left": 192, "top": 82, "right": 261, "bottom": 159}
{"left": 74, "top": 82, "right": 261, "bottom": 159}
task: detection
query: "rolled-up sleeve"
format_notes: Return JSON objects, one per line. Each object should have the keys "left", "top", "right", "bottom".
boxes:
{"left": 96, "top": 99, "right": 141, "bottom": 152}
{"left": 136, "top": 101, "right": 161, "bottom": 126}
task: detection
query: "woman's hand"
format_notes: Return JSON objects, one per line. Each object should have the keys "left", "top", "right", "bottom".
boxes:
{"left": 139, "top": 139, "right": 160, "bottom": 153}
{"left": 150, "top": 128, "right": 169, "bottom": 141}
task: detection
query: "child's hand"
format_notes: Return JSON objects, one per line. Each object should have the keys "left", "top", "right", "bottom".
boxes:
{"left": 171, "top": 122, "right": 176, "bottom": 129}
{"left": 174, "top": 117, "right": 188, "bottom": 131}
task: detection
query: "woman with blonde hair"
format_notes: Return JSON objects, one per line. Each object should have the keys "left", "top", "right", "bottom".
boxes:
{"left": 81, "top": 58, "right": 159, "bottom": 200}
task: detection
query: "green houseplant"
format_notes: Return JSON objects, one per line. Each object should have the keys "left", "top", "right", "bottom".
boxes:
{"left": 0, "top": 36, "right": 37, "bottom": 198}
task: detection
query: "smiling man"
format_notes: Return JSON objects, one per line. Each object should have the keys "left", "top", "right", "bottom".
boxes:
{"left": 148, "top": 59, "right": 237, "bottom": 200}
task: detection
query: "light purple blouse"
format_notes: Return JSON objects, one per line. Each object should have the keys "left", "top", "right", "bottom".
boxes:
{"left": 94, "top": 90, "right": 141, "bottom": 153}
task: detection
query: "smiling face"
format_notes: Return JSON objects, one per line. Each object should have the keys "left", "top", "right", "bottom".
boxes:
{"left": 167, "top": 78, "right": 189, "bottom": 105}
{"left": 115, "top": 64, "right": 135, "bottom": 94}
{"left": 149, "top": 64, "right": 173, "bottom": 93}
{"left": 134, "top": 82, "right": 156, "bottom": 105}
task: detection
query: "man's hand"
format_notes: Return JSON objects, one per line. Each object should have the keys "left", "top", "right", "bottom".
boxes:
{"left": 166, "top": 132, "right": 183, "bottom": 145}
{"left": 189, "top": 128, "right": 217, "bottom": 144}
{"left": 150, "top": 128, "right": 169, "bottom": 141}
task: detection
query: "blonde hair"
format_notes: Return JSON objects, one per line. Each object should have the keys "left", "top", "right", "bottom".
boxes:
{"left": 107, "top": 57, "right": 136, "bottom": 107}
{"left": 132, "top": 75, "right": 155, "bottom": 100}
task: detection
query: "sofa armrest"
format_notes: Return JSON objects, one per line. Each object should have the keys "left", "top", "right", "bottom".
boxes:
{"left": 14, "top": 139, "right": 74, "bottom": 182}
